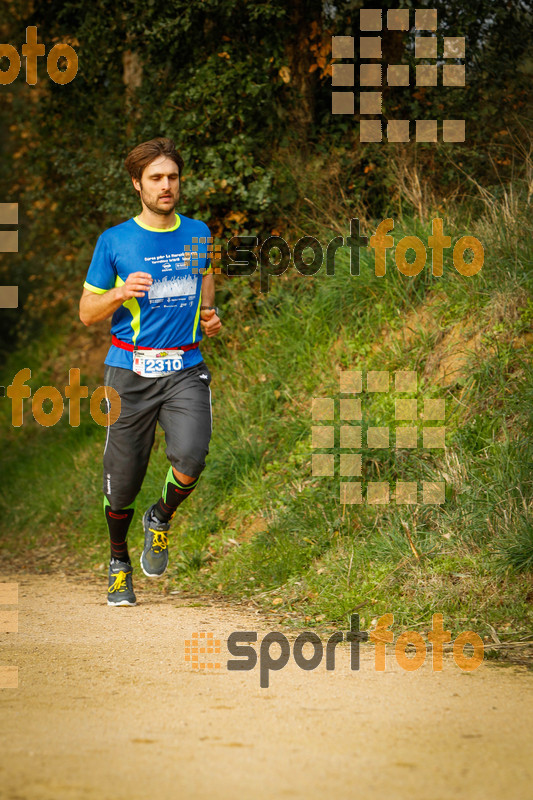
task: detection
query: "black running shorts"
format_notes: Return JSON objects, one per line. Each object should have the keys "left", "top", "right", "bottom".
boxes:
{"left": 102, "top": 361, "right": 212, "bottom": 509}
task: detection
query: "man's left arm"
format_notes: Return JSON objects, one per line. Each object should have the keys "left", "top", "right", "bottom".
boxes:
{"left": 200, "top": 272, "right": 222, "bottom": 337}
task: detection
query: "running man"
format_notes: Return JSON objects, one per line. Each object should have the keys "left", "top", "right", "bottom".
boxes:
{"left": 79, "top": 137, "right": 222, "bottom": 606}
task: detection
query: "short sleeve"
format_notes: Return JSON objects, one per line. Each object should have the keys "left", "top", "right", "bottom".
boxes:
{"left": 202, "top": 223, "right": 213, "bottom": 275}
{"left": 84, "top": 235, "right": 116, "bottom": 294}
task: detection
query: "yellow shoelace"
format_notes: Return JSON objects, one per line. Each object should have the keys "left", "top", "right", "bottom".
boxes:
{"left": 108, "top": 570, "right": 129, "bottom": 594}
{"left": 150, "top": 530, "right": 168, "bottom": 553}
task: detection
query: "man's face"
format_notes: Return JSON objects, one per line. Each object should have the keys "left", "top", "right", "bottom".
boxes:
{"left": 133, "top": 155, "right": 180, "bottom": 216}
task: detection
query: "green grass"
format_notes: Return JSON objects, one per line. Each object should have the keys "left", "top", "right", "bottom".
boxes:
{"left": 1, "top": 192, "right": 532, "bottom": 647}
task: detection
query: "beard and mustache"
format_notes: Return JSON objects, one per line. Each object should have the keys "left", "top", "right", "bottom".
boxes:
{"left": 139, "top": 184, "right": 179, "bottom": 216}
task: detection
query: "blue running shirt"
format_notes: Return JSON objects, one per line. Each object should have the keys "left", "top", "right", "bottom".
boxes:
{"left": 84, "top": 214, "right": 212, "bottom": 370}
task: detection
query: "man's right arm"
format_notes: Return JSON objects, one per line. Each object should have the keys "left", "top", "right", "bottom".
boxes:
{"left": 79, "top": 272, "right": 153, "bottom": 326}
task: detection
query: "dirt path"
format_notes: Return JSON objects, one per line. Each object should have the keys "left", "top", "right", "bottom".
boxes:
{"left": 0, "top": 572, "right": 532, "bottom": 800}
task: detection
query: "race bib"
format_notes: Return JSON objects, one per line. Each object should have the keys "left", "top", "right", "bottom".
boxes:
{"left": 133, "top": 349, "right": 184, "bottom": 378}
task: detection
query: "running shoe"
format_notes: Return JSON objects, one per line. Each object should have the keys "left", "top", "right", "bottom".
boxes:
{"left": 140, "top": 505, "right": 170, "bottom": 577}
{"left": 107, "top": 559, "right": 137, "bottom": 606}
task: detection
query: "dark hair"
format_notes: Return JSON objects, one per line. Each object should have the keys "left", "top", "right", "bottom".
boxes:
{"left": 124, "top": 138, "right": 185, "bottom": 191}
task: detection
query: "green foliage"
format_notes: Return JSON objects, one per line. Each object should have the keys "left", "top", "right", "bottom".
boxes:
{"left": 2, "top": 0, "right": 532, "bottom": 354}
{"left": 497, "top": 518, "right": 533, "bottom": 573}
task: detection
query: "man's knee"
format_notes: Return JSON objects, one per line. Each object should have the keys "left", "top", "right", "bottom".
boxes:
{"left": 169, "top": 454, "right": 206, "bottom": 482}
{"left": 105, "top": 491, "right": 138, "bottom": 510}
{"left": 103, "top": 475, "right": 139, "bottom": 509}
{"left": 172, "top": 467, "right": 197, "bottom": 485}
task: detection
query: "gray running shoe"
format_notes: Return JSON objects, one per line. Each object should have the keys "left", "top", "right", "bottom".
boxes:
{"left": 107, "top": 560, "right": 136, "bottom": 606}
{"left": 140, "top": 505, "right": 170, "bottom": 577}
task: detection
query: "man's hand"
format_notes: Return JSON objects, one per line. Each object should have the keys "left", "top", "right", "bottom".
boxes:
{"left": 79, "top": 271, "right": 154, "bottom": 326}
{"left": 117, "top": 271, "right": 153, "bottom": 300}
{"left": 200, "top": 308, "right": 222, "bottom": 337}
